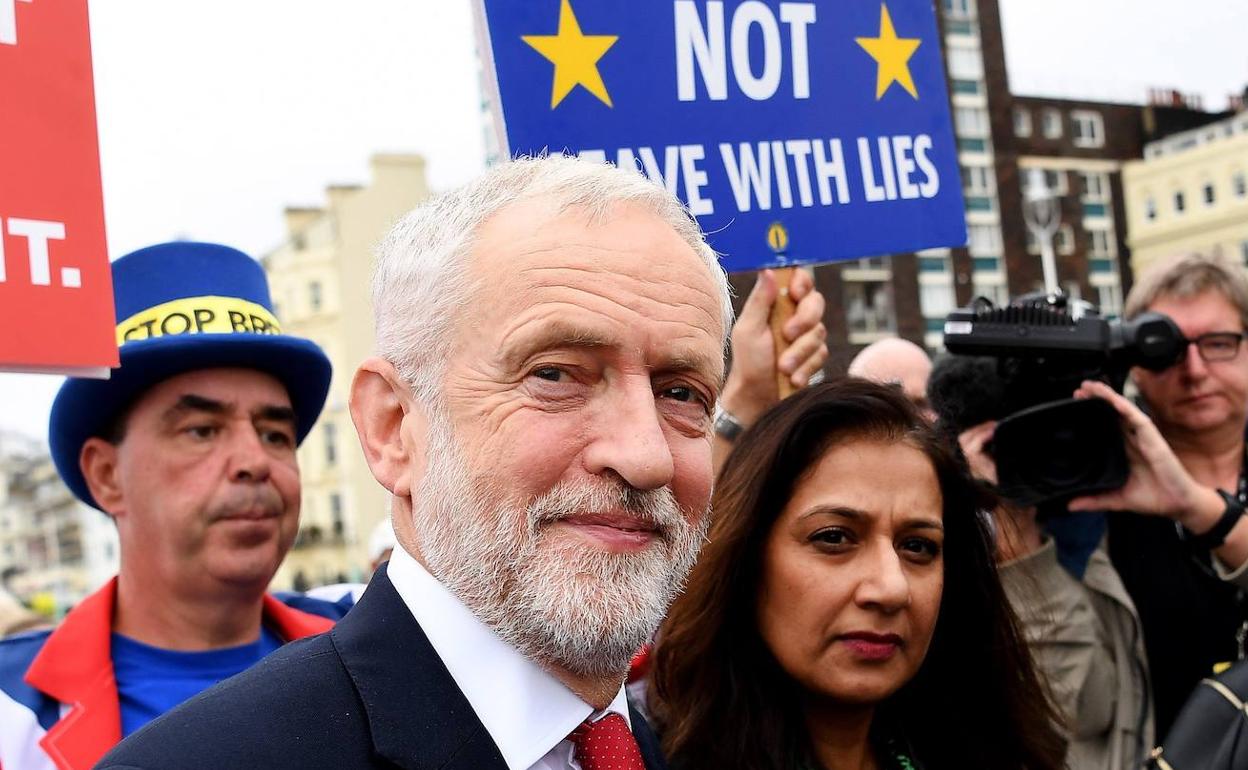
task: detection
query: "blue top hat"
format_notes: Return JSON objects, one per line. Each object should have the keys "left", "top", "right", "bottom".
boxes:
{"left": 49, "top": 242, "right": 332, "bottom": 510}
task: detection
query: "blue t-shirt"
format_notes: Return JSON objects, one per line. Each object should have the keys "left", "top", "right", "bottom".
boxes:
{"left": 111, "top": 627, "right": 282, "bottom": 737}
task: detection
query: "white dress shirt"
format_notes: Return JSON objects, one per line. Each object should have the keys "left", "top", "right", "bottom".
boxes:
{"left": 387, "top": 545, "right": 632, "bottom": 770}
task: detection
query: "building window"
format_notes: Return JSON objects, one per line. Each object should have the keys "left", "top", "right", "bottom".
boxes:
{"left": 1043, "top": 169, "right": 1068, "bottom": 195}
{"left": 1071, "top": 111, "right": 1105, "bottom": 148}
{"left": 943, "top": 0, "right": 975, "bottom": 18}
{"left": 1042, "top": 109, "right": 1063, "bottom": 139}
{"left": 968, "top": 223, "right": 1002, "bottom": 256}
{"left": 1145, "top": 196, "right": 1157, "bottom": 221}
{"left": 845, "top": 281, "right": 895, "bottom": 336}
{"left": 1174, "top": 190, "right": 1186, "bottom": 214}
{"left": 916, "top": 248, "right": 950, "bottom": 273}
{"left": 954, "top": 106, "right": 989, "bottom": 137}
{"left": 920, "top": 283, "right": 955, "bottom": 320}
{"left": 1079, "top": 171, "right": 1108, "bottom": 201}
{"left": 951, "top": 79, "right": 981, "bottom": 95}
{"left": 1089, "top": 229, "right": 1114, "bottom": 257}
{"left": 962, "top": 165, "right": 994, "bottom": 196}
{"left": 1203, "top": 182, "right": 1216, "bottom": 206}
{"left": 1054, "top": 225, "right": 1075, "bottom": 255}
{"left": 850, "top": 256, "right": 889, "bottom": 272}
{"left": 1234, "top": 172, "right": 1247, "bottom": 198}
{"left": 330, "top": 493, "right": 344, "bottom": 538}
{"left": 1097, "top": 284, "right": 1123, "bottom": 317}
{"left": 1013, "top": 107, "right": 1032, "bottom": 137}
{"left": 948, "top": 49, "right": 984, "bottom": 81}
{"left": 324, "top": 422, "right": 337, "bottom": 466}
{"left": 309, "top": 281, "right": 323, "bottom": 312}
{"left": 972, "top": 280, "right": 1010, "bottom": 307}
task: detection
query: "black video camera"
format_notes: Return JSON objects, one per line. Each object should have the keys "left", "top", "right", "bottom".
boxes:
{"left": 931, "top": 292, "right": 1185, "bottom": 507}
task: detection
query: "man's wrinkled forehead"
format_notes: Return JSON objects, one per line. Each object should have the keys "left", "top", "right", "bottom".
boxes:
{"left": 446, "top": 199, "right": 724, "bottom": 391}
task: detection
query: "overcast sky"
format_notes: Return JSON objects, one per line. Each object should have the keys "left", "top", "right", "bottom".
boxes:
{"left": 2, "top": 0, "right": 1245, "bottom": 443}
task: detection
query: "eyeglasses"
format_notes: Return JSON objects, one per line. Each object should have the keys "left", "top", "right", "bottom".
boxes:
{"left": 1182, "top": 331, "right": 1246, "bottom": 363}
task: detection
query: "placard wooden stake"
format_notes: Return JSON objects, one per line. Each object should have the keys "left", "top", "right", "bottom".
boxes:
{"left": 768, "top": 266, "right": 797, "bottom": 399}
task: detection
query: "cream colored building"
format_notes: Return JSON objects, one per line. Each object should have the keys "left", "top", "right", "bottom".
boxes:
{"left": 264, "top": 154, "right": 431, "bottom": 590}
{"left": 0, "top": 433, "right": 119, "bottom": 617}
{"left": 1124, "top": 110, "right": 1248, "bottom": 276}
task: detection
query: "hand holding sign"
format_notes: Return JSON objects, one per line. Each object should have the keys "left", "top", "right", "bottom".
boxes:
{"left": 725, "top": 268, "right": 827, "bottom": 420}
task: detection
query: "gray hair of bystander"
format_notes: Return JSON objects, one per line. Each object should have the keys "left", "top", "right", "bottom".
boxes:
{"left": 1124, "top": 252, "right": 1248, "bottom": 328}
{"left": 371, "top": 154, "right": 735, "bottom": 405}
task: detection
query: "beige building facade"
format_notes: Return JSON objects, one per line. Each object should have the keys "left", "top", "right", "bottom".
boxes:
{"left": 1124, "top": 111, "right": 1248, "bottom": 276}
{"left": 0, "top": 433, "right": 119, "bottom": 617}
{"left": 264, "top": 154, "right": 431, "bottom": 590}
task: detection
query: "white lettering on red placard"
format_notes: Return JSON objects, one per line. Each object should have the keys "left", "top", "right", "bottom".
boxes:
{"left": 0, "top": 0, "right": 34, "bottom": 47}
{"left": 0, "top": 217, "right": 78, "bottom": 288}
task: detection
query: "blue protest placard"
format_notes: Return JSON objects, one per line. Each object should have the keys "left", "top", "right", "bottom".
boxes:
{"left": 474, "top": 0, "right": 967, "bottom": 274}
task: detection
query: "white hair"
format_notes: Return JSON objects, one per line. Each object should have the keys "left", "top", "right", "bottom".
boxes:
{"left": 372, "top": 154, "right": 734, "bottom": 404}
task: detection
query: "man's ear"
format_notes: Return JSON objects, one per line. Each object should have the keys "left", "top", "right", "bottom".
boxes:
{"left": 350, "top": 357, "right": 427, "bottom": 499}
{"left": 80, "top": 438, "right": 125, "bottom": 518}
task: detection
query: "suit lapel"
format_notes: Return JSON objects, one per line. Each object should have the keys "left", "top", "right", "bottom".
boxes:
{"left": 629, "top": 702, "right": 670, "bottom": 770}
{"left": 329, "top": 565, "right": 508, "bottom": 770}
{"left": 25, "top": 579, "right": 121, "bottom": 770}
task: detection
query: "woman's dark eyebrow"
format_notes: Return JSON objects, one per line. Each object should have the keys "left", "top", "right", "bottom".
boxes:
{"left": 798, "top": 505, "right": 945, "bottom": 532}
{"left": 900, "top": 519, "right": 945, "bottom": 533}
{"left": 798, "top": 505, "right": 864, "bottom": 521}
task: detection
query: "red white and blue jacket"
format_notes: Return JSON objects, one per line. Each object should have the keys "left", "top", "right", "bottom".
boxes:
{"left": 0, "top": 578, "right": 347, "bottom": 770}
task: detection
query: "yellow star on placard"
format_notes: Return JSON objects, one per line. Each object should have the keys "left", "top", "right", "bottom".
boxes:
{"left": 856, "top": 4, "right": 922, "bottom": 100}
{"left": 521, "top": 0, "right": 619, "bottom": 109}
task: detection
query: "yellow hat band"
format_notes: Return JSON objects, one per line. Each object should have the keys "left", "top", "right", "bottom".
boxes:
{"left": 116, "top": 295, "right": 283, "bottom": 345}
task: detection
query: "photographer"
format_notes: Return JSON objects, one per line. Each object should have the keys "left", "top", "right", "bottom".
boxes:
{"left": 1068, "top": 253, "right": 1248, "bottom": 738}
{"left": 957, "top": 420, "right": 1150, "bottom": 770}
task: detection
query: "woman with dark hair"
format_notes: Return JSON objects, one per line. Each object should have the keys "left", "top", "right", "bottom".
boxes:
{"left": 647, "top": 378, "right": 1066, "bottom": 770}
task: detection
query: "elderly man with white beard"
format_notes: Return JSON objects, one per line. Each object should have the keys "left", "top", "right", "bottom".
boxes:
{"left": 98, "top": 155, "right": 733, "bottom": 770}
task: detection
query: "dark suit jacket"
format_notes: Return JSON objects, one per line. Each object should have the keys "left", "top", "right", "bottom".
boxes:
{"left": 96, "top": 565, "right": 669, "bottom": 770}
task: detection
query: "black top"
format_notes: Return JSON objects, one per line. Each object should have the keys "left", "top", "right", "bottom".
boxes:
{"left": 1107, "top": 511, "right": 1245, "bottom": 737}
{"left": 97, "top": 564, "right": 669, "bottom": 770}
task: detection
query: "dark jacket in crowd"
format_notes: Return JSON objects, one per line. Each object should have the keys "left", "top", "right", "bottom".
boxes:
{"left": 1108, "top": 511, "right": 1247, "bottom": 736}
{"left": 96, "top": 564, "right": 669, "bottom": 770}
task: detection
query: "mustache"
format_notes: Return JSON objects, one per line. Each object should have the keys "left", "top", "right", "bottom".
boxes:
{"left": 207, "top": 486, "right": 285, "bottom": 521}
{"left": 526, "top": 479, "right": 686, "bottom": 534}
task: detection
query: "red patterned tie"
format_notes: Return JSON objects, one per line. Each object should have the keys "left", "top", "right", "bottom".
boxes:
{"left": 569, "top": 713, "right": 646, "bottom": 770}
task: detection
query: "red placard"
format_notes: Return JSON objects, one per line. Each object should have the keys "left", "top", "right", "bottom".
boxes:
{"left": 0, "top": 0, "right": 116, "bottom": 377}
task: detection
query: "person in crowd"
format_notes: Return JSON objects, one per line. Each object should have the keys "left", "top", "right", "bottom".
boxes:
{"left": 712, "top": 268, "right": 827, "bottom": 472}
{"left": 0, "top": 242, "right": 348, "bottom": 770}
{"left": 847, "top": 337, "right": 935, "bottom": 421}
{"left": 1066, "top": 253, "right": 1248, "bottom": 736}
{"left": 956, "top": 420, "right": 1151, "bottom": 770}
{"left": 305, "top": 516, "right": 398, "bottom": 604}
{"left": 647, "top": 379, "right": 1066, "bottom": 770}
{"left": 365, "top": 515, "right": 396, "bottom": 572}
{"left": 100, "top": 155, "right": 732, "bottom": 769}
{"left": 0, "top": 587, "right": 46, "bottom": 637}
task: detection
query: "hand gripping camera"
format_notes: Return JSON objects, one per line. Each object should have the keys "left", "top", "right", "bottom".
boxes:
{"left": 932, "top": 292, "right": 1185, "bottom": 507}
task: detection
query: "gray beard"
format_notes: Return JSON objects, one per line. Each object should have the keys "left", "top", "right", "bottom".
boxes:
{"left": 412, "top": 410, "right": 708, "bottom": 679}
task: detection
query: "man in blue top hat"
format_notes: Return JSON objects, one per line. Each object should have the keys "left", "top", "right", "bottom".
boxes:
{"left": 0, "top": 241, "right": 348, "bottom": 770}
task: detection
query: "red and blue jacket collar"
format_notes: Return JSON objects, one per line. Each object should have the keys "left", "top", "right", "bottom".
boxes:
{"left": 22, "top": 577, "right": 335, "bottom": 770}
